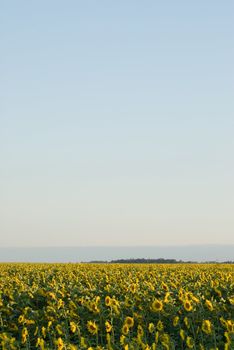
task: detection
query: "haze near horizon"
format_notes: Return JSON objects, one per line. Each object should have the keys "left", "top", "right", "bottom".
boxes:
{"left": 1, "top": 1, "right": 233, "bottom": 249}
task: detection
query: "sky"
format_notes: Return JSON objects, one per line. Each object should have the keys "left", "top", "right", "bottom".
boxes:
{"left": 1, "top": 1, "right": 233, "bottom": 248}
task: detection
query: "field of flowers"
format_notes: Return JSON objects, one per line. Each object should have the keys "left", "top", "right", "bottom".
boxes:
{"left": 0, "top": 263, "right": 233, "bottom": 350}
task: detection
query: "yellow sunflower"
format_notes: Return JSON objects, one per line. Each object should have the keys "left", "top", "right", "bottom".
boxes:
{"left": 202, "top": 320, "right": 212, "bottom": 335}
{"left": 87, "top": 321, "right": 98, "bottom": 335}
{"left": 152, "top": 299, "right": 163, "bottom": 312}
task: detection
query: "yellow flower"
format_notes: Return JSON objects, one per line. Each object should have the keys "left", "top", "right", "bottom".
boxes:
{"left": 80, "top": 337, "right": 87, "bottom": 347}
{"left": 161, "top": 343, "right": 169, "bottom": 350}
{"left": 124, "top": 316, "right": 134, "bottom": 328}
{"left": 156, "top": 320, "right": 164, "bottom": 332}
{"left": 105, "top": 321, "right": 112, "bottom": 333}
{"left": 129, "top": 283, "right": 137, "bottom": 293}
{"left": 148, "top": 323, "right": 155, "bottom": 333}
{"left": 90, "top": 302, "right": 100, "bottom": 314}
{"left": 18, "top": 315, "right": 25, "bottom": 324}
{"left": 21, "top": 327, "right": 28, "bottom": 344}
{"left": 111, "top": 298, "right": 120, "bottom": 307}
{"left": 68, "top": 345, "right": 78, "bottom": 350}
{"left": 57, "top": 299, "right": 64, "bottom": 309}
{"left": 155, "top": 331, "right": 159, "bottom": 343}
{"left": 56, "top": 324, "right": 63, "bottom": 335}
{"left": 120, "top": 335, "right": 126, "bottom": 345}
{"left": 164, "top": 292, "right": 170, "bottom": 303}
{"left": 152, "top": 299, "right": 163, "bottom": 312}
{"left": 173, "top": 316, "right": 179, "bottom": 327}
{"left": 56, "top": 338, "right": 64, "bottom": 350}
{"left": 42, "top": 326, "right": 46, "bottom": 338}
{"left": 183, "top": 299, "right": 193, "bottom": 312}
{"left": 192, "top": 295, "right": 200, "bottom": 304}
{"left": 220, "top": 317, "right": 227, "bottom": 327}
{"left": 105, "top": 296, "right": 112, "bottom": 306}
{"left": 226, "top": 320, "right": 234, "bottom": 333}
{"left": 202, "top": 320, "right": 212, "bottom": 334}
{"left": 162, "top": 282, "right": 169, "bottom": 291}
{"left": 186, "top": 336, "right": 194, "bottom": 349}
{"left": 112, "top": 305, "right": 120, "bottom": 315}
{"left": 205, "top": 299, "right": 214, "bottom": 311}
{"left": 70, "top": 321, "right": 77, "bottom": 333}
{"left": 36, "top": 337, "right": 45, "bottom": 350}
{"left": 48, "top": 292, "right": 56, "bottom": 300}
{"left": 184, "top": 317, "right": 190, "bottom": 329}
{"left": 161, "top": 333, "right": 170, "bottom": 344}
{"left": 224, "top": 331, "right": 231, "bottom": 344}
{"left": 180, "top": 329, "right": 185, "bottom": 340}
{"left": 122, "top": 324, "right": 129, "bottom": 335}
{"left": 137, "top": 325, "right": 144, "bottom": 337}
{"left": 87, "top": 320, "right": 98, "bottom": 335}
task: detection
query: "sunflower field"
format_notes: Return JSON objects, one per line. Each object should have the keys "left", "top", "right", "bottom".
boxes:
{"left": 0, "top": 263, "right": 233, "bottom": 350}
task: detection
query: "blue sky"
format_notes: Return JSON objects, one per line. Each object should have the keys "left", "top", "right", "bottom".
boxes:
{"left": 1, "top": 1, "right": 233, "bottom": 247}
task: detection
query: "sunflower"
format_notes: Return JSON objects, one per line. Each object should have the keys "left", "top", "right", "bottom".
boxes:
{"left": 173, "top": 316, "right": 179, "bottom": 327}
{"left": 70, "top": 321, "right": 76, "bottom": 333}
{"left": 36, "top": 337, "right": 45, "bottom": 349}
{"left": 205, "top": 299, "right": 214, "bottom": 311}
{"left": 224, "top": 331, "right": 231, "bottom": 344}
{"left": 164, "top": 292, "right": 170, "bottom": 303}
{"left": 162, "top": 282, "right": 168, "bottom": 290}
{"left": 201, "top": 320, "right": 212, "bottom": 335}
{"left": 156, "top": 320, "right": 164, "bottom": 332}
{"left": 180, "top": 329, "right": 185, "bottom": 340}
{"left": 184, "top": 317, "right": 190, "bottom": 329}
{"left": 152, "top": 299, "right": 163, "bottom": 312}
{"left": 186, "top": 336, "right": 194, "bottom": 349}
{"left": 226, "top": 320, "right": 234, "bottom": 332}
{"left": 105, "top": 321, "right": 112, "bottom": 333}
{"left": 56, "top": 337, "right": 64, "bottom": 350}
{"left": 148, "top": 323, "right": 155, "bottom": 333}
{"left": 183, "top": 300, "right": 193, "bottom": 312}
{"left": 122, "top": 324, "right": 129, "bottom": 335}
{"left": 120, "top": 335, "right": 125, "bottom": 345}
{"left": 87, "top": 321, "right": 98, "bottom": 335}
{"left": 18, "top": 315, "right": 25, "bottom": 324}
{"left": 105, "top": 296, "right": 111, "bottom": 306}
{"left": 137, "top": 325, "right": 144, "bottom": 337}
{"left": 69, "top": 346, "right": 78, "bottom": 350}
{"left": 91, "top": 302, "right": 100, "bottom": 314}
{"left": 129, "top": 283, "right": 137, "bottom": 293}
{"left": 161, "top": 333, "right": 170, "bottom": 344}
{"left": 124, "top": 316, "right": 134, "bottom": 328}
{"left": 21, "top": 327, "right": 28, "bottom": 344}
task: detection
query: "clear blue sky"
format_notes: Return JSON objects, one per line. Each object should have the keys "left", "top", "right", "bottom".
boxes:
{"left": 1, "top": 1, "right": 233, "bottom": 247}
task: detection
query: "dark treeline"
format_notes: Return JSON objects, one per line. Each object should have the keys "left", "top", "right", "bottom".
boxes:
{"left": 89, "top": 258, "right": 194, "bottom": 264}
{"left": 110, "top": 258, "right": 187, "bottom": 264}
{"left": 88, "top": 258, "right": 234, "bottom": 264}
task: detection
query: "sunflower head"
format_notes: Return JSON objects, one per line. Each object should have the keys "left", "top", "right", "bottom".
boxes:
{"left": 152, "top": 299, "right": 163, "bottom": 312}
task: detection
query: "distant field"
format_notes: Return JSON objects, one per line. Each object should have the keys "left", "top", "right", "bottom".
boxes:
{"left": 0, "top": 264, "right": 233, "bottom": 349}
